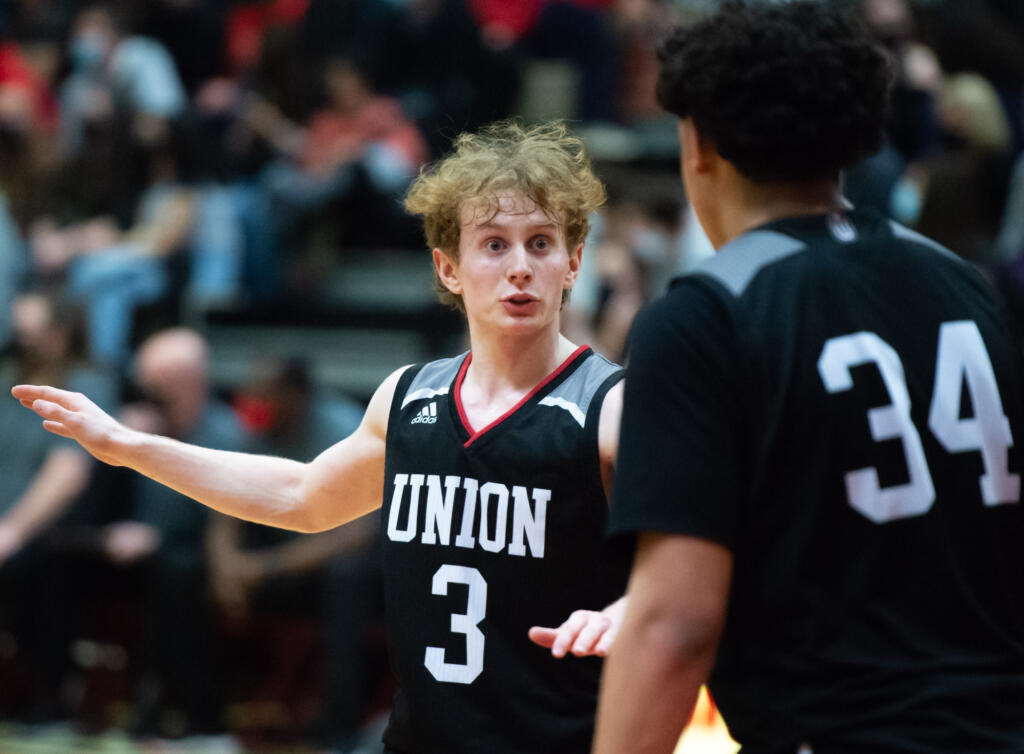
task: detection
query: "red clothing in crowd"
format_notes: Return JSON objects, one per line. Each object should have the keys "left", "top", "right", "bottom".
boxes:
{"left": 300, "top": 96, "right": 429, "bottom": 175}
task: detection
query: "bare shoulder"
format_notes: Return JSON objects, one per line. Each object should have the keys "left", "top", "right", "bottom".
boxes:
{"left": 598, "top": 379, "right": 624, "bottom": 463}
{"left": 361, "top": 364, "right": 415, "bottom": 440}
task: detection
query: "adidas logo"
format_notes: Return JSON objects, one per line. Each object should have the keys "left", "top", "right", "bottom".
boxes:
{"left": 411, "top": 402, "right": 438, "bottom": 425}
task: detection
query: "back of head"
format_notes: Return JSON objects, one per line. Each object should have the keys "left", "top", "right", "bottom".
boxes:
{"left": 405, "top": 120, "right": 606, "bottom": 310}
{"left": 657, "top": 0, "right": 894, "bottom": 182}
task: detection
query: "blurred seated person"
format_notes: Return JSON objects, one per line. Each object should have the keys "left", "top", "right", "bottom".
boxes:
{"left": 59, "top": 2, "right": 186, "bottom": 160}
{"left": 102, "top": 327, "right": 244, "bottom": 737}
{"left": 563, "top": 171, "right": 683, "bottom": 362}
{"left": 212, "top": 356, "right": 379, "bottom": 751}
{"left": 30, "top": 120, "right": 196, "bottom": 369}
{"left": 0, "top": 291, "right": 116, "bottom": 720}
{"left": 241, "top": 54, "right": 429, "bottom": 301}
{"left": 903, "top": 72, "right": 1015, "bottom": 264}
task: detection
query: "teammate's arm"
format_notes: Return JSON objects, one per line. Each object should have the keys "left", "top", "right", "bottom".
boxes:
{"left": 528, "top": 380, "right": 627, "bottom": 657}
{"left": 11, "top": 367, "right": 407, "bottom": 533}
{"left": 593, "top": 532, "right": 732, "bottom": 754}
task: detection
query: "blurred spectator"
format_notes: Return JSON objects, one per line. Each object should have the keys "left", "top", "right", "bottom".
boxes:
{"left": 139, "top": 0, "right": 228, "bottom": 97}
{"left": 31, "top": 121, "right": 197, "bottom": 369}
{"left": 915, "top": 0, "right": 1024, "bottom": 150}
{"left": 564, "top": 168, "right": 683, "bottom": 360}
{"left": 862, "top": 0, "right": 944, "bottom": 161}
{"left": 213, "top": 355, "right": 379, "bottom": 750}
{"left": 241, "top": 54, "right": 428, "bottom": 301}
{"left": 522, "top": 2, "right": 620, "bottom": 123}
{"left": 59, "top": 3, "right": 187, "bottom": 159}
{"left": 0, "top": 291, "right": 116, "bottom": 720}
{"left": 0, "top": 38, "right": 56, "bottom": 235}
{"left": 611, "top": 0, "right": 677, "bottom": 125}
{"left": 103, "top": 328, "right": 244, "bottom": 738}
{"left": 374, "top": 0, "right": 520, "bottom": 158}
{"left": 908, "top": 72, "right": 1014, "bottom": 263}
{"left": 0, "top": 196, "right": 24, "bottom": 350}
{"left": 0, "top": 35, "right": 58, "bottom": 136}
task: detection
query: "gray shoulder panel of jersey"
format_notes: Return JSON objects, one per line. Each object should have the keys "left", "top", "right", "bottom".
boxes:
{"left": 888, "top": 220, "right": 962, "bottom": 264}
{"left": 401, "top": 352, "right": 468, "bottom": 409}
{"left": 691, "top": 230, "right": 808, "bottom": 296}
{"left": 538, "top": 352, "right": 622, "bottom": 428}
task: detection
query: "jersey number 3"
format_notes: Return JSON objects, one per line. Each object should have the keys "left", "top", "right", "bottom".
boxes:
{"left": 818, "top": 321, "right": 1020, "bottom": 523}
{"left": 424, "top": 564, "right": 487, "bottom": 684}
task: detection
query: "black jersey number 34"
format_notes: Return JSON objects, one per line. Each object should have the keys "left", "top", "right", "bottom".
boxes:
{"left": 818, "top": 320, "right": 1020, "bottom": 523}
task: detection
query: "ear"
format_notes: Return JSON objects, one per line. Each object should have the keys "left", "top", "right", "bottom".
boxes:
{"left": 433, "top": 248, "right": 462, "bottom": 296}
{"left": 679, "top": 118, "right": 715, "bottom": 176}
{"left": 563, "top": 243, "right": 583, "bottom": 290}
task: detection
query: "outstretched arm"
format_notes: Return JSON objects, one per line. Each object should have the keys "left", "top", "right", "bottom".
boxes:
{"left": 12, "top": 367, "right": 407, "bottom": 533}
{"left": 593, "top": 532, "right": 732, "bottom": 754}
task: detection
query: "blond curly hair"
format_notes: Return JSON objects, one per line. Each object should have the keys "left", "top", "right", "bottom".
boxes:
{"left": 405, "top": 120, "right": 606, "bottom": 311}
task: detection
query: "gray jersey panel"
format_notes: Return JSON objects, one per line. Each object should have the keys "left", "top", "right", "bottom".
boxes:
{"left": 401, "top": 352, "right": 468, "bottom": 408}
{"left": 539, "top": 352, "right": 622, "bottom": 427}
{"left": 694, "top": 230, "right": 808, "bottom": 296}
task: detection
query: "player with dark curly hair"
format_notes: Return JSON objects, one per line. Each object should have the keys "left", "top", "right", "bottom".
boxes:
{"left": 597, "top": 2, "right": 1024, "bottom": 753}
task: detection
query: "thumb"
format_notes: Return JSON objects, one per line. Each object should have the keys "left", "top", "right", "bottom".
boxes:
{"left": 528, "top": 626, "right": 558, "bottom": 648}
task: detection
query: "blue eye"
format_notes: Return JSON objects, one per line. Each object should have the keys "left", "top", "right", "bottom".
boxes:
{"left": 487, "top": 239, "right": 503, "bottom": 252}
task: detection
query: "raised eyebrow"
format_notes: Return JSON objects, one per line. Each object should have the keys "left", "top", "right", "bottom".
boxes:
{"left": 473, "top": 220, "right": 560, "bottom": 232}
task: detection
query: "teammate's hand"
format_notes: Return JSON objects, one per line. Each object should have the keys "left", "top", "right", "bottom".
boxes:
{"left": 12, "top": 385, "right": 134, "bottom": 466}
{"left": 529, "top": 598, "right": 626, "bottom": 658}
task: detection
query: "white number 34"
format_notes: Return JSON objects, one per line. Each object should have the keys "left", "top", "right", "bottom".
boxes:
{"left": 818, "top": 321, "right": 1020, "bottom": 523}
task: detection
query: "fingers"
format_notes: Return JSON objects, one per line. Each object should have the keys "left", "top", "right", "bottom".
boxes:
{"left": 570, "top": 614, "right": 613, "bottom": 657}
{"left": 594, "top": 620, "right": 619, "bottom": 657}
{"left": 550, "top": 610, "right": 589, "bottom": 658}
{"left": 12, "top": 384, "right": 77, "bottom": 407}
{"left": 531, "top": 610, "right": 614, "bottom": 659}
{"left": 42, "top": 420, "right": 73, "bottom": 438}
{"left": 528, "top": 626, "right": 558, "bottom": 649}
{"left": 30, "top": 399, "right": 76, "bottom": 426}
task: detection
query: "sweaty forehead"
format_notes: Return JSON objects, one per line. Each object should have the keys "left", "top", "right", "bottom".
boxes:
{"left": 459, "top": 192, "right": 560, "bottom": 230}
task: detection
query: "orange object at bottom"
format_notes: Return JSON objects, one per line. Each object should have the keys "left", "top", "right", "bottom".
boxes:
{"left": 675, "top": 686, "right": 738, "bottom": 754}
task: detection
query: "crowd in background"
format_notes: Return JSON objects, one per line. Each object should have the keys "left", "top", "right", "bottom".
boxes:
{"left": 2, "top": 0, "right": 1024, "bottom": 751}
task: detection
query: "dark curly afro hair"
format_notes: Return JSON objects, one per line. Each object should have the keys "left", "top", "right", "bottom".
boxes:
{"left": 657, "top": 0, "right": 894, "bottom": 183}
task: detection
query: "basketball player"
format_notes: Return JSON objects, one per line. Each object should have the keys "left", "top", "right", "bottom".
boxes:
{"left": 596, "top": 3, "right": 1024, "bottom": 753}
{"left": 14, "top": 121, "right": 628, "bottom": 753}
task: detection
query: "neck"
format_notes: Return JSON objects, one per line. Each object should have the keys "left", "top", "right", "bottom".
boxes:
{"left": 463, "top": 321, "right": 578, "bottom": 398}
{"left": 705, "top": 172, "right": 845, "bottom": 249}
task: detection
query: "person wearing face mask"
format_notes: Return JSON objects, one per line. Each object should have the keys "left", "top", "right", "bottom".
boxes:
{"left": 211, "top": 356, "right": 381, "bottom": 751}
{"left": 59, "top": 3, "right": 186, "bottom": 159}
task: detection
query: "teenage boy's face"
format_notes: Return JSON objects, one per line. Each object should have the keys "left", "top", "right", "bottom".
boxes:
{"left": 439, "top": 191, "right": 581, "bottom": 335}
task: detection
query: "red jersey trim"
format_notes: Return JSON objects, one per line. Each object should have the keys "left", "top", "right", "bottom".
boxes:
{"left": 456, "top": 344, "right": 590, "bottom": 448}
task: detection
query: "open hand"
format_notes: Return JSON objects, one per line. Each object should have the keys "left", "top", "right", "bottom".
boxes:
{"left": 528, "top": 601, "right": 624, "bottom": 658}
{"left": 12, "top": 385, "right": 133, "bottom": 466}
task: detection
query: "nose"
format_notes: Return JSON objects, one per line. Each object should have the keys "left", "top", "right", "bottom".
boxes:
{"left": 506, "top": 244, "right": 533, "bottom": 284}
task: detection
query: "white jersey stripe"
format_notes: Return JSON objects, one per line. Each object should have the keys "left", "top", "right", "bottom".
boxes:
{"left": 402, "top": 386, "right": 450, "bottom": 409}
{"left": 538, "top": 396, "right": 586, "bottom": 427}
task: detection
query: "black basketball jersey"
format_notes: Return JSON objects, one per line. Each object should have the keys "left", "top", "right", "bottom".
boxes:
{"left": 380, "top": 345, "right": 628, "bottom": 754}
{"left": 610, "top": 208, "right": 1024, "bottom": 752}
